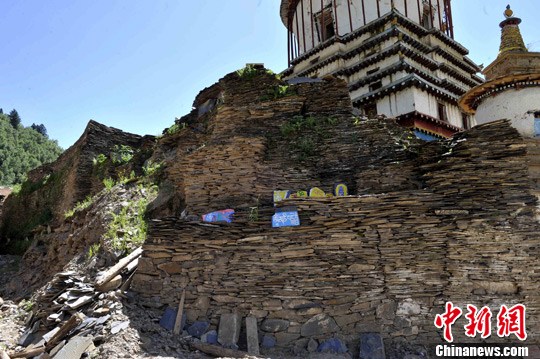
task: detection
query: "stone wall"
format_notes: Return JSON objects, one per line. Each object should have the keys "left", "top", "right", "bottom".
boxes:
{"left": 132, "top": 66, "right": 540, "bottom": 353}
{"left": 0, "top": 120, "right": 154, "bottom": 251}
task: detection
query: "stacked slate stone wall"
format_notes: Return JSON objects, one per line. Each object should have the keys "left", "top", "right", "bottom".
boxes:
{"left": 133, "top": 66, "right": 540, "bottom": 353}
{"left": 0, "top": 121, "right": 154, "bottom": 249}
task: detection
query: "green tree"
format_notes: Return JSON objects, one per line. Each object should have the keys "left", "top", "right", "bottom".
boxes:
{"left": 31, "top": 123, "right": 48, "bottom": 137}
{"left": 8, "top": 109, "right": 21, "bottom": 128}
{"left": 0, "top": 114, "right": 63, "bottom": 186}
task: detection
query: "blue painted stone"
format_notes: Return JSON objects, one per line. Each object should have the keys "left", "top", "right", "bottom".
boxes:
{"left": 261, "top": 335, "right": 276, "bottom": 348}
{"left": 203, "top": 330, "right": 218, "bottom": 344}
{"left": 188, "top": 321, "right": 210, "bottom": 338}
{"left": 359, "top": 333, "right": 385, "bottom": 359}
{"left": 272, "top": 208, "right": 300, "bottom": 228}
{"left": 159, "top": 307, "right": 186, "bottom": 332}
{"left": 333, "top": 183, "right": 348, "bottom": 196}
{"left": 202, "top": 209, "right": 234, "bottom": 223}
{"left": 317, "top": 338, "right": 348, "bottom": 354}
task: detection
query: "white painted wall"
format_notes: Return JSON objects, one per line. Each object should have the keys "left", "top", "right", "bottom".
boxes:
{"left": 476, "top": 88, "right": 540, "bottom": 137}
{"left": 292, "top": 0, "right": 445, "bottom": 55}
{"left": 412, "top": 88, "right": 462, "bottom": 127}
{"left": 377, "top": 88, "right": 416, "bottom": 116}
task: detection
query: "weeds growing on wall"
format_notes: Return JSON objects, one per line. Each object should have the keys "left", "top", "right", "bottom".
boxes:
{"left": 280, "top": 115, "right": 338, "bottom": 161}
{"left": 110, "top": 145, "right": 134, "bottom": 165}
{"left": 166, "top": 122, "right": 187, "bottom": 136}
{"left": 64, "top": 195, "right": 94, "bottom": 219}
{"left": 103, "top": 184, "right": 158, "bottom": 254}
{"left": 260, "top": 85, "right": 297, "bottom": 101}
{"left": 236, "top": 64, "right": 260, "bottom": 79}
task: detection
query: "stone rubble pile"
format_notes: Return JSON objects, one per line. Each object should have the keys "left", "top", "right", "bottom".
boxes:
{"left": 6, "top": 248, "right": 141, "bottom": 359}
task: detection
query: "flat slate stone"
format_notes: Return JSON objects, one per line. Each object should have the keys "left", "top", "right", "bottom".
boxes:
{"left": 201, "top": 330, "right": 218, "bottom": 344}
{"left": 159, "top": 307, "right": 186, "bottom": 331}
{"left": 300, "top": 314, "right": 339, "bottom": 337}
{"left": 260, "top": 319, "right": 290, "bottom": 333}
{"left": 52, "top": 336, "right": 93, "bottom": 359}
{"left": 110, "top": 320, "right": 129, "bottom": 334}
{"left": 307, "top": 338, "right": 318, "bottom": 352}
{"left": 359, "top": 333, "right": 385, "bottom": 359}
{"left": 218, "top": 313, "right": 241, "bottom": 349}
{"left": 246, "top": 316, "right": 260, "bottom": 356}
{"left": 261, "top": 335, "right": 276, "bottom": 348}
{"left": 317, "top": 338, "right": 348, "bottom": 354}
{"left": 187, "top": 321, "right": 210, "bottom": 338}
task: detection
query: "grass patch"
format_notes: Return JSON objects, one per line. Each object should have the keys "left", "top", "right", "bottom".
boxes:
{"left": 279, "top": 115, "right": 338, "bottom": 161}
{"left": 87, "top": 243, "right": 101, "bottom": 260}
{"left": 110, "top": 145, "right": 134, "bottom": 165}
{"left": 143, "top": 160, "right": 163, "bottom": 177}
{"left": 64, "top": 195, "right": 94, "bottom": 219}
{"left": 236, "top": 64, "right": 259, "bottom": 79}
{"left": 103, "top": 184, "right": 157, "bottom": 254}
{"left": 261, "top": 85, "right": 296, "bottom": 101}
{"left": 166, "top": 122, "right": 187, "bottom": 135}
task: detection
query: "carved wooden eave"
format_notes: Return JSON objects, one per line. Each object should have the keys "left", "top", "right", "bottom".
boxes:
{"left": 352, "top": 73, "right": 459, "bottom": 107}
{"left": 348, "top": 60, "right": 468, "bottom": 97}
{"left": 397, "top": 110, "right": 463, "bottom": 137}
{"left": 282, "top": 9, "right": 474, "bottom": 75}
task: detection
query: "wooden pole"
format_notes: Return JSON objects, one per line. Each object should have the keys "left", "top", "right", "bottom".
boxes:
{"left": 417, "top": 0, "right": 422, "bottom": 25}
{"left": 173, "top": 289, "right": 186, "bottom": 335}
{"left": 332, "top": 0, "right": 339, "bottom": 36}
{"left": 95, "top": 247, "right": 142, "bottom": 288}
{"left": 320, "top": 0, "right": 325, "bottom": 41}
{"left": 310, "top": 0, "right": 315, "bottom": 48}
{"left": 287, "top": 26, "right": 291, "bottom": 65}
{"left": 376, "top": 0, "right": 381, "bottom": 17}
{"left": 404, "top": 0, "right": 408, "bottom": 16}
{"left": 346, "top": 0, "right": 353, "bottom": 32}
{"left": 436, "top": 0, "right": 442, "bottom": 30}
{"left": 300, "top": 0, "right": 306, "bottom": 52}
{"left": 447, "top": 0, "right": 454, "bottom": 38}
{"left": 361, "top": 0, "right": 366, "bottom": 25}
{"left": 428, "top": 0, "right": 434, "bottom": 28}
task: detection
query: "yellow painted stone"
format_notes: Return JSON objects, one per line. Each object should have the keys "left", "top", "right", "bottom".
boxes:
{"left": 309, "top": 187, "right": 326, "bottom": 197}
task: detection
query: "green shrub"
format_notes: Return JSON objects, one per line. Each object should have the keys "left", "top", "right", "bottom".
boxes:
{"left": 236, "top": 64, "right": 260, "bottom": 79}
{"left": 64, "top": 195, "right": 94, "bottom": 219}
{"left": 110, "top": 145, "right": 134, "bottom": 164}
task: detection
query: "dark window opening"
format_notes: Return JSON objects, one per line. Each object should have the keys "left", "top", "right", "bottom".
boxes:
{"left": 314, "top": 6, "right": 335, "bottom": 42}
{"left": 462, "top": 113, "right": 470, "bottom": 129}
{"left": 369, "top": 81, "right": 383, "bottom": 92}
{"left": 364, "top": 103, "right": 378, "bottom": 118}
{"left": 422, "top": 2, "right": 434, "bottom": 29}
{"left": 535, "top": 112, "right": 540, "bottom": 137}
{"left": 366, "top": 67, "right": 380, "bottom": 76}
{"left": 438, "top": 103, "right": 448, "bottom": 122}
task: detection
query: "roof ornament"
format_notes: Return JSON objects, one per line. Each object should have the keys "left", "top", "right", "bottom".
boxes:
{"left": 504, "top": 5, "right": 513, "bottom": 19}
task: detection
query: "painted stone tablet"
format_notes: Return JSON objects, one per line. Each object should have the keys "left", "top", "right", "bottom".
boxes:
{"left": 333, "top": 183, "right": 348, "bottom": 197}
{"left": 202, "top": 209, "right": 235, "bottom": 223}
{"left": 309, "top": 187, "right": 326, "bottom": 197}
{"left": 273, "top": 190, "right": 291, "bottom": 204}
{"left": 272, "top": 209, "right": 300, "bottom": 228}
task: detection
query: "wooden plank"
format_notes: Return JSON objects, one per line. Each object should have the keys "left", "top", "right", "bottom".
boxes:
{"left": 191, "top": 341, "right": 249, "bottom": 358}
{"left": 95, "top": 247, "right": 143, "bottom": 287}
{"left": 9, "top": 347, "right": 44, "bottom": 358}
{"left": 45, "top": 313, "right": 84, "bottom": 351}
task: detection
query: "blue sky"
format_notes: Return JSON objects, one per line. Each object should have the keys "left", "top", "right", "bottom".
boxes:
{"left": 0, "top": 0, "right": 538, "bottom": 149}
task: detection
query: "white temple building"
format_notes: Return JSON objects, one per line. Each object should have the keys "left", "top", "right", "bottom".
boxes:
{"left": 460, "top": 6, "right": 540, "bottom": 138}
{"left": 279, "top": 0, "right": 483, "bottom": 139}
